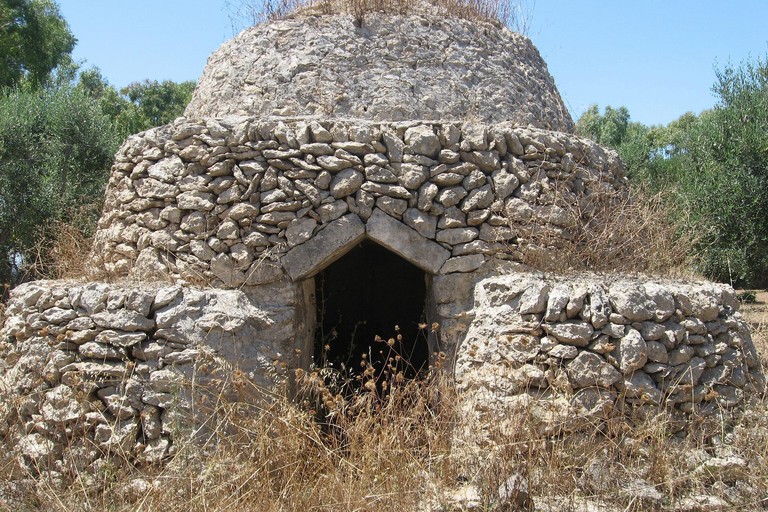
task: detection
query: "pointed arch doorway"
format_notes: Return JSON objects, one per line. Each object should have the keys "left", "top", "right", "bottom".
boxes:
{"left": 314, "top": 239, "right": 430, "bottom": 378}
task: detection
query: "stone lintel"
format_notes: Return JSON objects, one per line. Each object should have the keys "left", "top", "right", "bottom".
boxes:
{"left": 366, "top": 208, "right": 450, "bottom": 275}
{"left": 281, "top": 214, "right": 366, "bottom": 280}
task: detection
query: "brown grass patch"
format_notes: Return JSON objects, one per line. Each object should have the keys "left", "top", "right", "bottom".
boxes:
{"left": 514, "top": 186, "right": 699, "bottom": 278}
{"left": 26, "top": 204, "right": 102, "bottom": 282}
{"left": 226, "top": 0, "right": 532, "bottom": 32}
{"left": 2, "top": 364, "right": 767, "bottom": 511}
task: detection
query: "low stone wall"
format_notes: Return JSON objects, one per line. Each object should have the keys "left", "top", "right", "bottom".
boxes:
{"left": 452, "top": 272, "right": 765, "bottom": 437}
{"left": 91, "top": 117, "right": 625, "bottom": 285}
{"left": 0, "top": 280, "right": 298, "bottom": 469}
{"left": 2, "top": 272, "right": 764, "bottom": 473}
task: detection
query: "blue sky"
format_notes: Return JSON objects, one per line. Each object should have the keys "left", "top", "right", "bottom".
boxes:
{"left": 56, "top": 1, "right": 768, "bottom": 127}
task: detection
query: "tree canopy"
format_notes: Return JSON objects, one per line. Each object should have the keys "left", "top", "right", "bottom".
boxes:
{"left": 78, "top": 69, "right": 195, "bottom": 137}
{"left": 0, "top": 0, "right": 75, "bottom": 88}
{"left": 575, "top": 56, "right": 768, "bottom": 287}
{"left": 0, "top": 85, "right": 118, "bottom": 284}
{"left": 0, "top": 0, "right": 197, "bottom": 288}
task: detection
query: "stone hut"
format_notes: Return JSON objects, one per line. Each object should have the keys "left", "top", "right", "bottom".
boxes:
{"left": 1, "top": 9, "right": 764, "bottom": 466}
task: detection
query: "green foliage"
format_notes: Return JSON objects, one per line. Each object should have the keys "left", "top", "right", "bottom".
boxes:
{"left": 0, "top": 85, "right": 118, "bottom": 285}
{"left": 0, "top": 0, "right": 76, "bottom": 88}
{"left": 120, "top": 79, "right": 196, "bottom": 130}
{"left": 77, "top": 70, "right": 195, "bottom": 138}
{"left": 681, "top": 59, "right": 768, "bottom": 285}
{"left": 737, "top": 290, "right": 757, "bottom": 304}
{"left": 575, "top": 104, "right": 630, "bottom": 148}
{"left": 576, "top": 56, "right": 768, "bottom": 287}
{"left": 0, "top": 2, "right": 196, "bottom": 287}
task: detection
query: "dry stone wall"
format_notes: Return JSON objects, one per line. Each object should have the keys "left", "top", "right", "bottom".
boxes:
{"left": 1, "top": 271, "right": 763, "bottom": 470}
{"left": 186, "top": 13, "right": 573, "bottom": 131}
{"left": 449, "top": 272, "right": 765, "bottom": 438}
{"left": 0, "top": 280, "right": 297, "bottom": 467}
{"left": 91, "top": 117, "right": 625, "bottom": 285}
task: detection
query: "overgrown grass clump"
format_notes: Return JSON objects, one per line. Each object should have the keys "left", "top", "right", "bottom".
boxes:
{"left": 226, "top": 0, "right": 532, "bottom": 31}
{"left": 2, "top": 326, "right": 767, "bottom": 511}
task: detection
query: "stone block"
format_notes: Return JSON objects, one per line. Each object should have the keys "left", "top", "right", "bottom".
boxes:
{"left": 365, "top": 208, "right": 450, "bottom": 275}
{"left": 281, "top": 214, "right": 365, "bottom": 280}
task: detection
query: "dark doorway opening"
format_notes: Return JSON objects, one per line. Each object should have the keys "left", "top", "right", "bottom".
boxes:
{"left": 314, "top": 240, "right": 429, "bottom": 380}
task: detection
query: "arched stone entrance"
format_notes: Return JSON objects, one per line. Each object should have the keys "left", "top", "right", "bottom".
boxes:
{"left": 285, "top": 210, "right": 447, "bottom": 376}
{"left": 314, "top": 239, "right": 429, "bottom": 377}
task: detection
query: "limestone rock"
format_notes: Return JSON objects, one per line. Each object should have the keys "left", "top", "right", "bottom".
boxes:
{"left": 330, "top": 169, "right": 364, "bottom": 198}
{"left": 613, "top": 328, "right": 648, "bottom": 374}
{"left": 441, "top": 255, "right": 485, "bottom": 274}
{"left": 366, "top": 208, "right": 450, "bottom": 275}
{"left": 542, "top": 321, "right": 593, "bottom": 347}
{"left": 403, "top": 208, "right": 437, "bottom": 239}
{"left": 91, "top": 310, "right": 154, "bottom": 332}
{"left": 282, "top": 214, "right": 365, "bottom": 280}
{"left": 608, "top": 284, "right": 654, "bottom": 322}
{"left": 40, "top": 385, "right": 84, "bottom": 423}
{"left": 285, "top": 217, "right": 317, "bottom": 247}
{"left": 186, "top": 13, "right": 573, "bottom": 130}
{"left": 566, "top": 352, "right": 621, "bottom": 388}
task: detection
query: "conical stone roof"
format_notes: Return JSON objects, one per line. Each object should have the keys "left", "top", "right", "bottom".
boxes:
{"left": 185, "top": 12, "right": 573, "bottom": 131}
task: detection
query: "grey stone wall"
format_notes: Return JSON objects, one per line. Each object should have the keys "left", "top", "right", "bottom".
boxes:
{"left": 91, "top": 117, "right": 625, "bottom": 286}
{"left": 185, "top": 13, "right": 573, "bottom": 131}
{"left": 2, "top": 271, "right": 763, "bottom": 471}
{"left": 0, "top": 280, "right": 297, "bottom": 468}
{"left": 448, "top": 272, "right": 765, "bottom": 437}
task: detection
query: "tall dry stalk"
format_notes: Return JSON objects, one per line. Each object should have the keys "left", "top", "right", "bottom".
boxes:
{"left": 514, "top": 186, "right": 698, "bottom": 278}
{"left": 226, "top": 0, "right": 533, "bottom": 33}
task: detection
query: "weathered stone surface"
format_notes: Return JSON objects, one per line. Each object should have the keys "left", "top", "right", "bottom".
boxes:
{"left": 366, "top": 208, "right": 450, "bottom": 275}
{"left": 79, "top": 342, "right": 125, "bottom": 360}
{"left": 2, "top": 268, "right": 763, "bottom": 477}
{"left": 282, "top": 214, "right": 365, "bottom": 280}
{"left": 186, "top": 13, "right": 573, "bottom": 131}
{"left": 548, "top": 344, "right": 577, "bottom": 360}
{"left": 544, "top": 284, "right": 570, "bottom": 322}
{"left": 613, "top": 328, "right": 648, "bottom": 374}
{"left": 436, "top": 227, "right": 478, "bottom": 245}
{"left": 441, "top": 254, "right": 485, "bottom": 274}
{"left": 608, "top": 285, "right": 654, "bottom": 322}
{"left": 376, "top": 196, "right": 408, "bottom": 217}
{"left": 622, "top": 371, "right": 662, "bottom": 403}
{"left": 91, "top": 310, "right": 154, "bottom": 332}
{"left": 42, "top": 307, "right": 78, "bottom": 324}
{"left": 643, "top": 283, "right": 675, "bottom": 321}
{"left": 404, "top": 125, "right": 440, "bottom": 158}
{"left": 285, "top": 217, "right": 317, "bottom": 247}
{"left": 694, "top": 455, "right": 748, "bottom": 482}
{"left": 566, "top": 352, "right": 622, "bottom": 388}
{"left": 40, "top": 385, "right": 84, "bottom": 423}
{"left": 89, "top": 115, "right": 633, "bottom": 285}
{"left": 543, "top": 321, "right": 594, "bottom": 347}
{"left": 176, "top": 191, "right": 215, "bottom": 211}
{"left": 211, "top": 254, "right": 247, "bottom": 287}
{"left": 317, "top": 155, "right": 352, "bottom": 172}
{"left": 330, "top": 169, "right": 364, "bottom": 198}
{"left": 18, "top": 433, "right": 58, "bottom": 462}
{"left": 588, "top": 286, "right": 611, "bottom": 328}
{"left": 317, "top": 200, "right": 348, "bottom": 223}
{"left": 403, "top": 208, "right": 437, "bottom": 239}
{"left": 518, "top": 283, "right": 550, "bottom": 315}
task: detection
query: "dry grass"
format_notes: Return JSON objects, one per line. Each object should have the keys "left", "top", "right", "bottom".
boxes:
{"left": 514, "top": 186, "right": 699, "bottom": 279}
{"left": 27, "top": 205, "right": 102, "bottom": 282}
{"left": 226, "top": 0, "right": 532, "bottom": 32}
{"left": 2, "top": 355, "right": 767, "bottom": 511}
